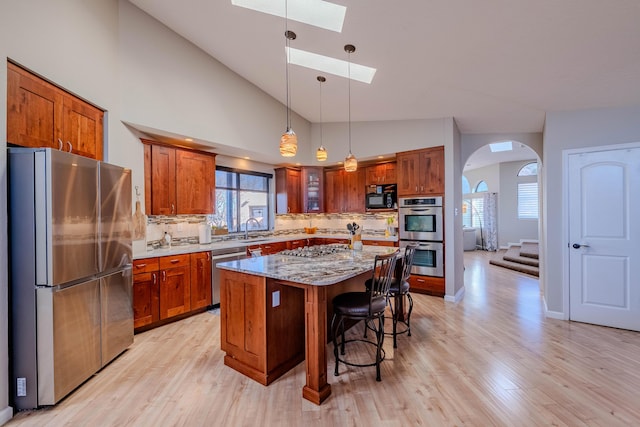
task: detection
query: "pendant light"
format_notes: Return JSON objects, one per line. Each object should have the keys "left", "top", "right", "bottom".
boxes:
{"left": 316, "top": 76, "right": 328, "bottom": 162}
{"left": 343, "top": 44, "right": 357, "bottom": 172}
{"left": 279, "top": 0, "right": 297, "bottom": 157}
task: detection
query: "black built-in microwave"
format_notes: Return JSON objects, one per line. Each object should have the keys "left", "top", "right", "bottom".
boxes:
{"left": 366, "top": 184, "right": 396, "bottom": 210}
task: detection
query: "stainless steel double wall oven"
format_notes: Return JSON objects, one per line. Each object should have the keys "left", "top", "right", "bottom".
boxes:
{"left": 399, "top": 196, "right": 444, "bottom": 277}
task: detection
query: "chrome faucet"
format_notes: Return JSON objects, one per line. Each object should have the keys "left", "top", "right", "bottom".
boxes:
{"left": 245, "top": 217, "right": 261, "bottom": 239}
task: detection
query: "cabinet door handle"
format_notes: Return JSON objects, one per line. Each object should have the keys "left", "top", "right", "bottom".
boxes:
{"left": 66, "top": 141, "right": 72, "bottom": 153}
{"left": 136, "top": 263, "right": 146, "bottom": 269}
{"left": 162, "top": 270, "right": 166, "bottom": 281}
{"left": 170, "top": 259, "right": 180, "bottom": 264}
{"left": 152, "top": 273, "right": 157, "bottom": 285}
{"left": 171, "top": 203, "right": 175, "bottom": 214}
{"left": 206, "top": 252, "right": 210, "bottom": 261}
{"left": 415, "top": 186, "right": 418, "bottom": 192}
{"left": 58, "top": 138, "right": 63, "bottom": 150}
{"left": 416, "top": 278, "right": 425, "bottom": 283}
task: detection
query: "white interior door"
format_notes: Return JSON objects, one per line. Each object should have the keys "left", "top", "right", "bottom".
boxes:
{"left": 568, "top": 146, "right": 640, "bottom": 331}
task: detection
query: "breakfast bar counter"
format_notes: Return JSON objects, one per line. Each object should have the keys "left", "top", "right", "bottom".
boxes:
{"left": 216, "top": 245, "right": 397, "bottom": 405}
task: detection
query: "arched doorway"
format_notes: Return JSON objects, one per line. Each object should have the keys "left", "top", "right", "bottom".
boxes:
{"left": 461, "top": 139, "right": 543, "bottom": 279}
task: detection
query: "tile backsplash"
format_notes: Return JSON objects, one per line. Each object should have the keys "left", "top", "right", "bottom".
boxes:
{"left": 139, "top": 212, "right": 399, "bottom": 247}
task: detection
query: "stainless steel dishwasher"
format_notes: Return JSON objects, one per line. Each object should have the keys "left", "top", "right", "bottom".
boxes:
{"left": 211, "top": 246, "right": 248, "bottom": 305}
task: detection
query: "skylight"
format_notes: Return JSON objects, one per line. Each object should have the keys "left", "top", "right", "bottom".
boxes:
{"left": 231, "top": 0, "right": 346, "bottom": 32}
{"left": 489, "top": 141, "right": 513, "bottom": 152}
{"left": 287, "top": 47, "right": 377, "bottom": 84}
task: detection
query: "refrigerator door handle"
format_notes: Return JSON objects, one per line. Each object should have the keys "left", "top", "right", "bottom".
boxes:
{"left": 34, "top": 151, "right": 50, "bottom": 285}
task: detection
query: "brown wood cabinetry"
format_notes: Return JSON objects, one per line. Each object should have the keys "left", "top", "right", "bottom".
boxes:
{"left": 408, "top": 274, "right": 445, "bottom": 297}
{"left": 365, "top": 162, "right": 397, "bottom": 186}
{"left": 150, "top": 145, "right": 177, "bottom": 215}
{"left": 158, "top": 255, "right": 191, "bottom": 320}
{"left": 190, "top": 251, "right": 212, "bottom": 310}
{"left": 301, "top": 167, "right": 324, "bottom": 213}
{"left": 275, "top": 167, "right": 302, "bottom": 214}
{"left": 288, "top": 239, "right": 309, "bottom": 249}
{"left": 363, "top": 240, "right": 397, "bottom": 247}
{"left": 324, "top": 168, "right": 366, "bottom": 213}
{"left": 220, "top": 270, "right": 305, "bottom": 385}
{"left": 7, "top": 62, "right": 104, "bottom": 160}
{"left": 397, "top": 146, "right": 444, "bottom": 197}
{"left": 133, "top": 259, "right": 160, "bottom": 329}
{"left": 133, "top": 252, "right": 213, "bottom": 332}
{"left": 143, "top": 139, "right": 216, "bottom": 215}
{"left": 176, "top": 149, "right": 215, "bottom": 215}
{"left": 246, "top": 241, "right": 288, "bottom": 256}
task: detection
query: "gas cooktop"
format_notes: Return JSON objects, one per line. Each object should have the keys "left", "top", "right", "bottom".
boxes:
{"left": 279, "top": 244, "right": 350, "bottom": 258}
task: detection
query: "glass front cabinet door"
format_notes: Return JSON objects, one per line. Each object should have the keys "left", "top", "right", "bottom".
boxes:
{"left": 302, "top": 167, "right": 324, "bottom": 213}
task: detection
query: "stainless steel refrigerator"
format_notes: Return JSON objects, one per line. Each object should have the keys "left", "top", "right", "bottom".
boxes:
{"left": 8, "top": 147, "right": 133, "bottom": 410}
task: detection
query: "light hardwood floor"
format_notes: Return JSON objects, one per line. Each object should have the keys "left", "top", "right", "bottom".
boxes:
{"left": 8, "top": 251, "right": 640, "bottom": 426}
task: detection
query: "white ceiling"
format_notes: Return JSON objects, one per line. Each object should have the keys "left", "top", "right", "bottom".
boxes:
{"left": 128, "top": 0, "right": 640, "bottom": 148}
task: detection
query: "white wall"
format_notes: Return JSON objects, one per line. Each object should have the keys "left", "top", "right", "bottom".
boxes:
{"left": 464, "top": 164, "right": 500, "bottom": 193}
{"left": 498, "top": 161, "right": 539, "bottom": 247}
{"left": 543, "top": 105, "right": 640, "bottom": 315}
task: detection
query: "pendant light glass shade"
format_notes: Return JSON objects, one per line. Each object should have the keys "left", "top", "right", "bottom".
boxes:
{"left": 344, "top": 44, "right": 357, "bottom": 172}
{"left": 280, "top": 128, "right": 297, "bottom": 157}
{"left": 344, "top": 152, "right": 358, "bottom": 172}
{"left": 316, "top": 146, "right": 327, "bottom": 161}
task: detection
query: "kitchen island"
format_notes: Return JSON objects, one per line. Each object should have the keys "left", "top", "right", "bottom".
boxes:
{"left": 216, "top": 245, "right": 398, "bottom": 405}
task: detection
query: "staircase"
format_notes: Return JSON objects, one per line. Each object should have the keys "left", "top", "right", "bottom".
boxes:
{"left": 489, "top": 242, "right": 539, "bottom": 277}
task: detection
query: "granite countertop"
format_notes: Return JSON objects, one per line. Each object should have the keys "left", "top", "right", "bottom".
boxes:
{"left": 216, "top": 245, "right": 399, "bottom": 286}
{"left": 133, "top": 233, "right": 398, "bottom": 260}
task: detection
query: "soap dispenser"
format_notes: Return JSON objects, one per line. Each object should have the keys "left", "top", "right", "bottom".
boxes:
{"left": 164, "top": 231, "right": 172, "bottom": 248}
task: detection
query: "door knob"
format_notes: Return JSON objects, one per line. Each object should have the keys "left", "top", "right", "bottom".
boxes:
{"left": 572, "top": 243, "right": 590, "bottom": 249}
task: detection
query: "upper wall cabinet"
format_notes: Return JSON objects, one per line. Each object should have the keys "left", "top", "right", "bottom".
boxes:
{"left": 324, "top": 168, "right": 366, "bottom": 214}
{"left": 365, "top": 162, "right": 397, "bottom": 186}
{"left": 301, "top": 167, "right": 324, "bottom": 213}
{"left": 142, "top": 139, "right": 216, "bottom": 215}
{"left": 397, "top": 146, "right": 444, "bottom": 197}
{"left": 275, "top": 167, "right": 302, "bottom": 214}
{"left": 7, "top": 62, "right": 104, "bottom": 160}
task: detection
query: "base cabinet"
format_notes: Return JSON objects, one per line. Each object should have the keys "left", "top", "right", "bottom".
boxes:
{"left": 220, "top": 270, "right": 305, "bottom": 385}
{"left": 133, "top": 251, "right": 211, "bottom": 332}
{"left": 408, "top": 275, "right": 444, "bottom": 297}
{"left": 190, "top": 252, "right": 212, "bottom": 310}
{"left": 133, "top": 259, "right": 160, "bottom": 329}
{"left": 159, "top": 255, "right": 191, "bottom": 320}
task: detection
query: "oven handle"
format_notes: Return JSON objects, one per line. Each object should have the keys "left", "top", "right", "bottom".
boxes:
{"left": 406, "top": 208, "right": 436, "bottom": 212}
{"left": 415, "top": 243, "right": 443, "bottom": 249}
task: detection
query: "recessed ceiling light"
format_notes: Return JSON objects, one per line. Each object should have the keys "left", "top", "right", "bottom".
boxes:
{"left": 377, "top": 155, "right": 384, "bottom": 159}
{"left": 185, "top": 138, "right": 193, "bottom": 142}
{"left": 231, "top": 0, "right": 346, "bottom": 32}
{"left": 243, "top": 156, "right": 250, "bottom": 160}
{"left": 489, "top": 141, "right": 513, "bottom": 152}
{"left": 287, "top": 47, "right": 376, "bottom": 84}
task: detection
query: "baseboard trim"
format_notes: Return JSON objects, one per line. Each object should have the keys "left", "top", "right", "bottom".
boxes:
{"left": 444, "top": 286, "right": 465, "bottom": 303}
{"left": 543, "top": 297, "right": 566, "bottom": 320}
{"left": 0, "top": 406, "right": 13, "bottom": 426}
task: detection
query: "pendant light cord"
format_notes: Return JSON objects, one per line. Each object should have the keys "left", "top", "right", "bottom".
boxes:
{"left": 319, "top": 78, "right": 323, "bottom": 146}
{"left": 348, "top": 51, "right": 352, "bottom": 154}
{"left": 285, "top": 0, "right": 291, "bottom": 131}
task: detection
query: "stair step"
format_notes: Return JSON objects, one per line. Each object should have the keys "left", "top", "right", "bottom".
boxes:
{"left": 489, "top": 257, "right": 539, "bottom": 277}
{"left": 519, "top": 242, "right": 539, "bottom": 259}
